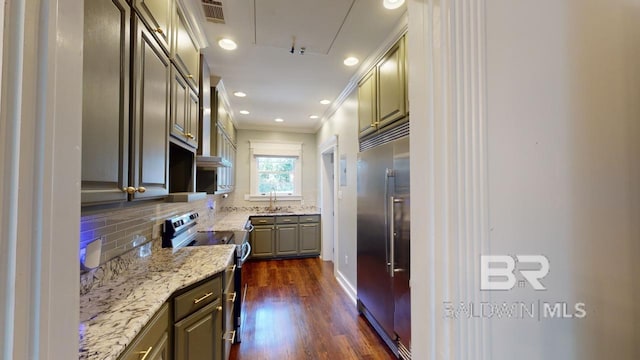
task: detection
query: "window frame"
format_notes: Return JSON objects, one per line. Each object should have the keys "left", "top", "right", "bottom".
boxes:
{"left": 246, "top": 140, "right": 303, "bottom": 201}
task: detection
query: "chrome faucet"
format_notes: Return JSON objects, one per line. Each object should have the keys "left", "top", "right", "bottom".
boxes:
{"left": 268, "top": 189, "right": 277, "bottom": 212}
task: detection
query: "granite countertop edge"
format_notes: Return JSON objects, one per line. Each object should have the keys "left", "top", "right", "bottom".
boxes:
{"left": 79, "top": 244, "right": 236, "bottom": 360}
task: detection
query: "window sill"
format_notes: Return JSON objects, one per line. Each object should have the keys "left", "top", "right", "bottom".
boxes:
{"left": 244, "top": 194, "right": 303, "bottom": 202}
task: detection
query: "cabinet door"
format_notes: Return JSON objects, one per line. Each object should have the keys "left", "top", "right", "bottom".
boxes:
{"left": 250, "top": 226, "right": 274, "bottom": 258}
{"left": 173, "top": 6, "right": 199, "bottom": 90}
{"left": 276, "top": 224, "right": 298, "bottom": 256}
{"left": 187, "top": 88, "right": 199, "bottom": 148}
{"left": 81, "top": 0, "right": 130, "bottom": 204}
{"left": 131, "top": 16, "right": 170, "bottom": 200}
{"left": 299, "top": 223, "right": 321, "bottom": 255}
{"left": 147, "top": 332, "right": 170, "bottom": 360}
{"left": 377, "top": 38, "right": 406, "bottom": 129}
{"left": 357, "top": 68, "right": 377, "bottom": 139}
{"left": 119, "top": 303, "right": 170, "bottom": 360}
{"left": 133, "top": 0, "right": 172, "bottom": 53}
{"left": 171, "top": 67, "right": 188, "bottom": 140}
{"left": 175, "top": 299, "right": 222, "bottom": 360}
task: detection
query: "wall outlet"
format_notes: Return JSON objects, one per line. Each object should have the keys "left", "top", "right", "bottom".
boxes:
{"left": 345, "top": 255, "right": 348, "bottom": 265}
{"left": 152, "top": 223, "right": 163, "bottom": 239}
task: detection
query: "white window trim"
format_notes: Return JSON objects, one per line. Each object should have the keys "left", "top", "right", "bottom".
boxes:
{"left": 246, "top": 140, "right": 303, "bottom": 201}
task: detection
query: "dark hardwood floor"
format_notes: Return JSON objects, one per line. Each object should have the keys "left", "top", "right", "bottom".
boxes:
{"left": 230, "top": 258, "right": 396, "bottom": 360}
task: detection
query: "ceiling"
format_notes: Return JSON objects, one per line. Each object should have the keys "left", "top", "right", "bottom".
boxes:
{"left": 188, "top": 0, "right": 406, "bottom": 133}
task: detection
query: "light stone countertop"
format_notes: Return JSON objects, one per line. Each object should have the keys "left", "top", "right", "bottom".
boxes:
{"left": 79, "top": 208, "right": 320, "bottom": 359}
{"left": 196, "top": 208, "right": 321, "bottom": 232}
{"left": 79, "top": 244, "right": 236, "bottom": 360}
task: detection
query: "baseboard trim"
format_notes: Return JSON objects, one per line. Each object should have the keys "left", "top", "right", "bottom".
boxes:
{"left": 335, "top": 270, "right": 357, "bottom": 305}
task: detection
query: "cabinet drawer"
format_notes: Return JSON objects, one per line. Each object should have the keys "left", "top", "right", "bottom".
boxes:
{"left": 174, "top": 277, "right": 221, "bottom": 321}
{"left": 299, "top": 215, "right": 320, "bottom": 223}
{"left": 251, "top": 216, "right": 275, "bottom": 225}
{"left": 276, "top": 216, "right": 298, "bottom": 224}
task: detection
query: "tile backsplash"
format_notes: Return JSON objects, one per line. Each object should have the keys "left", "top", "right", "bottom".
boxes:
{"left": 80, "top": 195, "right": 219, "bottom": 266}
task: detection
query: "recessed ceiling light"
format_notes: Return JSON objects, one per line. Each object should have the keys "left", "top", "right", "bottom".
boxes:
{"left": 383, "top": 0, "right": 405, "bottom": 9}
{"left": 309, "top": 115, "right": 319, "bottom": 119}
{"left": 239, "top": 110, "right": 250, "bottom": 115}
{"left": 218, "top": 38, "right": 237, "bottom": 51}
{"left": 320, "top": 99, "right": 331, "bottom": 105}
{"left": 274, "top": 118, "right": 284, "bottom": 122}
{"left": 233, "top": 91, "right": 247, "bottom": 97}
{"left": 343, "top": 57, "right": 359, "bottom": 66}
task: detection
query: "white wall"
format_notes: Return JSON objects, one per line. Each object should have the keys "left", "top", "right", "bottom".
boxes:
{"left": 221, "top": 129, "right": 318, "bottom": 208}
{"left": 486, "top": 0, "right": 640, "bottom": 358}
{"left": 316, "top": 91, "right": 359, "bottom": 295}
{"left": 408, "top": 0, "right": 640, "bottom": 359}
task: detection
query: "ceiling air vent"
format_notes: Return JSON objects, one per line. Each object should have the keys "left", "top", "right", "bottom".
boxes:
{"left": 202, "top": 0, "right": 225, "bottom": 23}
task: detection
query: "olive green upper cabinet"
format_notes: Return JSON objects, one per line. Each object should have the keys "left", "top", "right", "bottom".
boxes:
{"left": 171, "top": 66, "right": 199, "bottom": 149}
{"left": 173, "top": 5, "right": 200, "bottom": 91}
{"left": 133, "top": 0, "right": 172, "bottom": 54}
{"left": 377, "top": 36, "right": 406, "bottom": 129}
{"left": 357, "top": 68, "right": 377, "bottom": 139}
{"left": 131, "top": 15, "right": 171, "bottom": 200}
{"left": 357, "top": 35, "right": 407, "bottom": 139}
{"left": 81, "top": 0, "right": 131, "bottom": 204}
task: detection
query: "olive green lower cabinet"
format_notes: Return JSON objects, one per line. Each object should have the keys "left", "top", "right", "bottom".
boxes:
{"left": 249, "top": 215, "right": 321, "bottom": 259}
{"left": 118, "top": 303, "right": 170, "bottom": 360}
{"left": 117, "top": 264, "right": 236, "bottom": 360}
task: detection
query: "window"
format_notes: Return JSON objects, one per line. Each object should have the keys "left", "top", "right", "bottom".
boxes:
{"left": 248, "top": 140, "right": 303, "bottom": 200}
{"left": 256, "top": 156, "right": 297, "bottom": 194}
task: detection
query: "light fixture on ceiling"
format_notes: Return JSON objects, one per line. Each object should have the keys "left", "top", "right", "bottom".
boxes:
{"left": 309, "top": 115, "right": 319, "bottom": 119}
{"left": 274, "top": 118, "right": 284, "bottom": 122}
{"left": 320, "top": 99, "right": 331, "bottom": 105}
{"left": 343, "top": 57, "right": 359, "bottom": 66}
{"left": 233, "top": 91, "right": 247, "bottom": 97}
{"left": 218, "top": 38, "right": 237, "bottom": 50}
{"left": 239, "top": 110, "right": 250, "bottom": 115}
{"left": 383, "top": 0, "right": 405, "bottom": 10}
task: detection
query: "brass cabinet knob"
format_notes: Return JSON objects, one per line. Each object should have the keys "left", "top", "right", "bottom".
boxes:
{"left": 185, "top": 133, "right": 195, "bottom": 139}
{"left": 187, "top": 74, "right": 193, "bottom": 79}
{"left": 155, "top": 28, "right": 163, "bottom": 35}
{"left": 123, "top": 186, "right": 136, "bottom": 194}
{"left": 216, "top": 305, "right": 222, "bottom": 312}
{"left": 137, "top": 186, "right": 146, "bottom": 193}
{"left": 370, "top": 123, "right": 376, "bottom": 128}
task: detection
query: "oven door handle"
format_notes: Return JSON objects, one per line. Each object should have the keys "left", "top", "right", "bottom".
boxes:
{"left": 240, "top": 241, "right": 251, "bottom": 263}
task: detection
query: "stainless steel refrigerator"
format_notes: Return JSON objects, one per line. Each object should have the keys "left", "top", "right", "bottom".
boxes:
{"left": 357, "top": 136, "right": 411, "bottom": 359}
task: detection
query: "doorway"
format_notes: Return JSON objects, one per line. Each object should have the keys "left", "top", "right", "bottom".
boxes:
{"left": 319, "top": 136, "right": 339, "bottom": 270}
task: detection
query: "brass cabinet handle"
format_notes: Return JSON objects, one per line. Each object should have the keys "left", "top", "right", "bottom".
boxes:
{"left": 155, "top": 28, "right": 163, "bottom": 35}
{"left": 137, "top": 346, "right": 153, "bottom": 360}
{"left": 193, "top": 292, "right": 213, "bottom": 304}
{"left": 187, "top": 74, "right": 193, "bottom": 79}
{"left": 216, "top": 305, "right": 223, "bottom": 312}
{"left": 228, "top": 292, "right": 237, "bottom": 302}
{"left": 185, "top": 133, "right": 195, "bottom": 139}
{"left": 123, "top": 186, "right": 146, "bottom": 194}
{"left": 370, "top": 123, "right": 376, "bottom": 128}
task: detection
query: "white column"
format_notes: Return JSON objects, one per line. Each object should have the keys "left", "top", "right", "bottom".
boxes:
{"left": 408, "top": 0, "right": 489, "bottom": 358}
{"left": 0, "top": 0, "right": 82, "bottom": 358}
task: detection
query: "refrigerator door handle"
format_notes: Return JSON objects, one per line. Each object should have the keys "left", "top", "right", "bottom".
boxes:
{"left": 384, "top": 169, "right": 394, "bottom": 272}
{"left": 389, "top": 195, "right": 395, "bottom": 278}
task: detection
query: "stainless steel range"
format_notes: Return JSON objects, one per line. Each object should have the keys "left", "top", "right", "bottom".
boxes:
{"left": 162, "top": 211, "right": 253, "bottom": 343}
